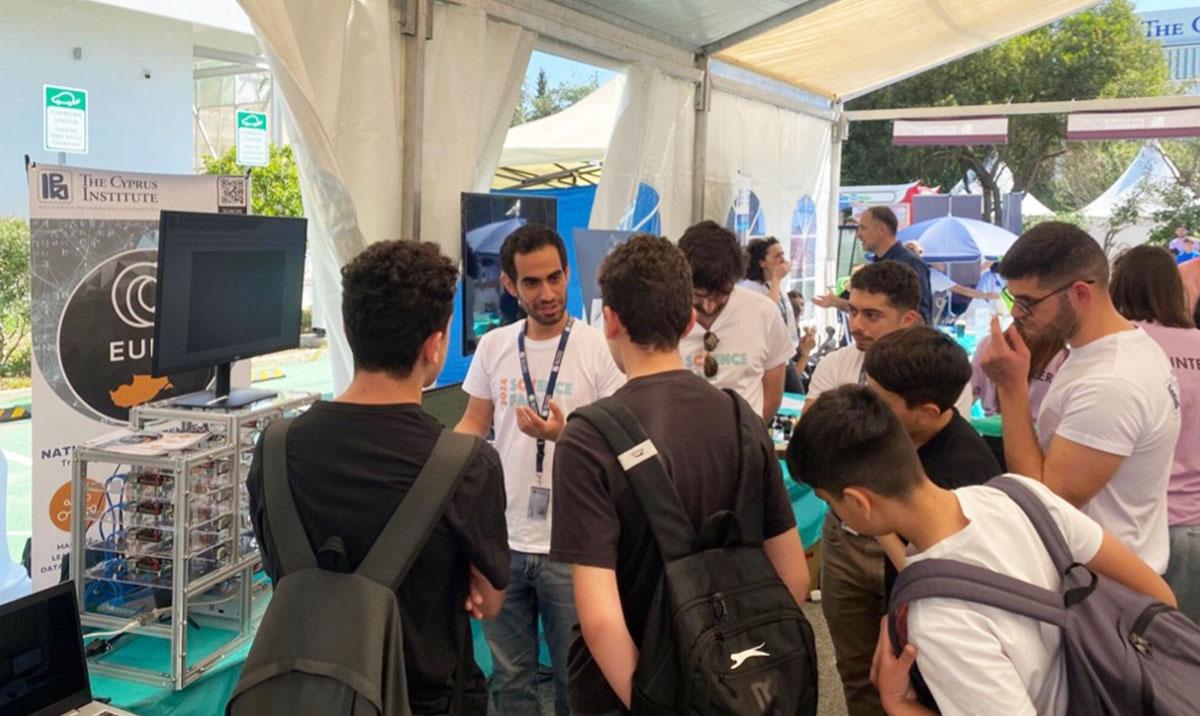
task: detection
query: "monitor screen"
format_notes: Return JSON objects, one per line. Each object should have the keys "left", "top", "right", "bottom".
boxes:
{"left": 0, "top": 583, "right": 90, "bottom": 715}
{"left": 460, "top": 193, "right": 556, "bottom": 356}
{"left": 153, "top": 211, "right": 307, "bottom": 376}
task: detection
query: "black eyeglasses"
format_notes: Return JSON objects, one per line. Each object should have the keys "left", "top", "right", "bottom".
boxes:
{"left": 702, "top": 331, "right": 720, "bottom": 378}
{"left": 1003, "top": 280, "right": 1095, "bottom": 316}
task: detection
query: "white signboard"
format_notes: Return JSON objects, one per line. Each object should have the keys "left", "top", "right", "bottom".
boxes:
{"left": 236, "top": 110, "right": 269, "bottom": 167}
{"left": 43, "top": 85, "right": 88, "bottom": 154}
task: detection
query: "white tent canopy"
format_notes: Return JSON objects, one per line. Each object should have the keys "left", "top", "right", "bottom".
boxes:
{"left": 500, "top": 74, "right": 625, "bottom": 166}
{"left": 1082, "top": 142, "right": 1180, "bottom": 219}
{"left": 952, "top": 162, "right": 1055, "bottom": 217}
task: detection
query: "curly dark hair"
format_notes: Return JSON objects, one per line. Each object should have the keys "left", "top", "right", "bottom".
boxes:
{"left": 500, "top": 223, "right": 567, "bottom": 281}
{"left": 863, "top": 326, "right": 972, "bottom": 411}
{"left": 678, "top": 220, "right": 745, "bottom": 292}
{"left": 599, "top": 234, "right": 693, "bottom": 350}
{"left": 744, "top": 237, "right": 780, "bottom": 283}
{"left": 1000, "top": 221, "right": 1109, "bottom": 288}
{"left": 850, "top": 261, "right": 921, "bottom": 313}
{"left": 341, "top": 240, "right": 458, "bottom": 377}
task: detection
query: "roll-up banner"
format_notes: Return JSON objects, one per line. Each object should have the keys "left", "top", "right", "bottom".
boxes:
{"left": 26, "top": 163, "right": 250, "bottom": 586}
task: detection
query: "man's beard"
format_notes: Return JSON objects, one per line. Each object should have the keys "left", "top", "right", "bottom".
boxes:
{"left": 524, "top": 299, "right": 565, "bottom": 326}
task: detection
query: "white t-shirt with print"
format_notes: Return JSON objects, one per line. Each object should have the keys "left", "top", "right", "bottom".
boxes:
{"left": 906, "top": 475, "right": 1105, "bottom": 716}
{"left": 463, "top": 319, "right": 625, "bottom": 554}
{"left": 1036, "top": 327, "right": 1180, "bottom": 573}
{"left": 679, "top": 286, "right": 795, "bottom": 416}
{"left": 737, "top": 279, "right": 799, "bottom": 350}
{"left": 806, "top": 344, "right": 975, "bottom": 416}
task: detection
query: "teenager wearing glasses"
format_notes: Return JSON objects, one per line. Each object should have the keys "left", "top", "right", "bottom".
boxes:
{"left": 981, "top": 222, "right": 1181, "bottom": 575}
{"left": 676, "top": 221, "right": 794, "bottom": 422}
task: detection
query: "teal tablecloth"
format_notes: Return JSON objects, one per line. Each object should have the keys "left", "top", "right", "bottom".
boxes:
{"left": 91, "top": 394, "right": 831, "bottom": 713}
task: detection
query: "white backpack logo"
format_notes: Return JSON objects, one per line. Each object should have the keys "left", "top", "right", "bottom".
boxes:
{"left": 730, "top": 642, "right": 770, "bottom": 670}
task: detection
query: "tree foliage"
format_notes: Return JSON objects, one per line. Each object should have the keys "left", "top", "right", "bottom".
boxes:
{"left": 843, "top": 0, "right": 1169, "bottom": 222}
{"left": 512, "top": 68, "right": 601, "bottom": 126}
{"left": 0, "top": 217, "right": 31, "bottom": 377}
{"left": 202, "top": 143, "right": 304, "bottom": 218}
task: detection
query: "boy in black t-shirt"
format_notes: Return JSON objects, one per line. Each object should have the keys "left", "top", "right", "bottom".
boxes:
{"left": 550, "top": 234, "right": 810, "bottom": 714}
{"left": 247, "top": 241, "right": 510, "bottom": 715}
{"left": 861, "top": 326, "right": 1001, "bottom": 586}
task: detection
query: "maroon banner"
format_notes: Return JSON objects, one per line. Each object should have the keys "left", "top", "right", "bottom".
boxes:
{"left": 1067, "top": 108, "right": 1200, "bottom": 141}
{"left": 892, "top": 117, "right": 1008, "bottom": 146}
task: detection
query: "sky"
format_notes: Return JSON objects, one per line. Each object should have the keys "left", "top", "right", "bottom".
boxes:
{"left": 524, "top": 50, "right": 616, "bottom": 91}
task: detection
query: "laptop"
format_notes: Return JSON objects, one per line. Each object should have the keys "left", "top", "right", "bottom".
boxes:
{"left": 422, "top": 383, "right": 470, "bottom": 428}
{"left": 0, "top": 582, "right": 137, "bottom": 716}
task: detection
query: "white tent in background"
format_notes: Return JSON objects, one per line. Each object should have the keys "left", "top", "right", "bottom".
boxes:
{"left": 1081, "top": 142, "right": 1179, "bottom": 219}
{"left": 952, "top": 162, "right": 1054, "bottom": 217}
{"left": 1081, "top": 142, "right": 1182, "bottom": 253}
{"left": 499, "top": 74, "right": 625, "bottom": 166}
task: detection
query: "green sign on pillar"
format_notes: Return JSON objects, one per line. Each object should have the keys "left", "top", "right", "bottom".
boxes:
{"left": 43, "top": 85, "right": 88, "bottom": 154}
{"left": 236, "top": 110, "right": 269, "bottom": 167}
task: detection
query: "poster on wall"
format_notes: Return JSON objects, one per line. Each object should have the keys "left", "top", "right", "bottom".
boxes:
{"left": 460, "top": 192, "right": 555, "bottom": 356}
{"left": 26, "top": 163, "right": 250, "bottom": 587}
{"left": 573, "top": 229, "right": 635, "bottom": 326}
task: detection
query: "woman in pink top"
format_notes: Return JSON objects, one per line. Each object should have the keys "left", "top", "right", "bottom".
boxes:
{"left": 1111, "top": 245, "right": 1200, "bottom": 621}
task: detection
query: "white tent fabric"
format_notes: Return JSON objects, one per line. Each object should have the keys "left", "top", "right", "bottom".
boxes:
{"left": 421, "top": 4, "right": 536, "bottom": 260}
{"left": 717, "top": 0, "right": 1100, "bottom": 100}
{"left": 704, "top": 89, "right": 833, "bottom": 290}
{"left": 501, "top": 74, "right": 625, "bottom": 167}
{"left": 952, "top": 163, "right": 1055, "bottom": 216}
{"left": 1083, "top": 142, "right": 1180, "bottom": 219}
{"left": 588, "top": 66, "right": 696, "bottom": 241}
{"left": 238, "top": 0, "right": 406, "bottom": 393}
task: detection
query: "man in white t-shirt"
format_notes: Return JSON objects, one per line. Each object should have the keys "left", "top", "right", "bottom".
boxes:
{"left": 804, "top": 260, "right": 971, "bottom": 716}
{"left": 677, "top": 221, "right": 794, "bottom": 421}
{"left": 457, "top": 225, "right": 625, "bottom": 715}
{"left": 981, "top": 222, "right": 1181, "bottom": 574}
{"left": 788, "top": 385, "right": 1176, "bottom": 716}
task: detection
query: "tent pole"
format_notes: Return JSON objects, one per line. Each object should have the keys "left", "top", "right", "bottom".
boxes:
{"left": 400, "top": 0, "right": 430, "bottom": 241}
{"left": 692, "top": 55, "right": 710, "bottom": 226}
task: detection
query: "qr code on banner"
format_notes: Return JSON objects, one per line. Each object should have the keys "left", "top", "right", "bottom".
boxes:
{"left": 217, "top": 176, "right": 248, "bottom": 211}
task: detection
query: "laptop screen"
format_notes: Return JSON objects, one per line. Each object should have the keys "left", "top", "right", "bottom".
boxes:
{"left": 0, "top": 582, "right": 91, "bottom": 716}
{"left": 422, "top": 383, "right": 470, "bottom": 428}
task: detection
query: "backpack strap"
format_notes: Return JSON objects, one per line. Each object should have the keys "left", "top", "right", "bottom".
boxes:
{"left": 262, "top": 417, "right": 318, "bottom": 574}
{"left": 725, "top": 389, "right": 765, "bottom": 545}
{"left": 984, "top": 475, "right": 1074, "bottom": 574}
{"left": 570, "top": 397, "right": 697, "bottom": 562}
{"left": 355, "top": 430, "right": 481, "bottom": 590}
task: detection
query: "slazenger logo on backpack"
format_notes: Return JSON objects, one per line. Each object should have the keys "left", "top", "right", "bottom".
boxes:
{"left": 730, "top": 642, "right": 770, "bottom": 670}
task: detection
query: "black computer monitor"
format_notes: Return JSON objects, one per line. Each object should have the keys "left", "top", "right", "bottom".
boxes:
{"left": 0, "top": 582, "right": 93, "bottom": 716}
{"left": 153, "top": 211, "right": 307, "bottom": 408}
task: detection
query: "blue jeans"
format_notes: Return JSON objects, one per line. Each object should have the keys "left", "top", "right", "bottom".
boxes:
{"left": 1165, "top": 524, "right": 1200, "bottom": 623}
{"left": 483, "top": 552, "right": 576, "bottom": 715}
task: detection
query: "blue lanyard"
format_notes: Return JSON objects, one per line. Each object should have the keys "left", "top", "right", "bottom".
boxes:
{"left": 518, "top": 317, "right": 573, "bottom": 476}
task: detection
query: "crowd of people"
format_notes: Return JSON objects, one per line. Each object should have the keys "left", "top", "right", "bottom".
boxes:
{"left": 244, "top": 208, "right": 1198, "bottom": 715}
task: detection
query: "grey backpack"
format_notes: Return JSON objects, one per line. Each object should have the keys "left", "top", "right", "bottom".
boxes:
{"left": 888, "top": 475, "right": 1200, "bottom": 715}
{"left": 226, "top": 419, "right": 481, "bottom": 716}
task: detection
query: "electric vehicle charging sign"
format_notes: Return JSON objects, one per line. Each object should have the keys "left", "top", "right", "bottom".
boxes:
{"left": 236, "top": 110, "right": 269, "bottom": 167}
{"left": 44, "top": 85, "right": 88, "bottom": 153}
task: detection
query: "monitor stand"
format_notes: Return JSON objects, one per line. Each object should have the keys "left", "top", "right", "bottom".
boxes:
{"left": 170, "top": 363, "right": 277, "bottom": 410}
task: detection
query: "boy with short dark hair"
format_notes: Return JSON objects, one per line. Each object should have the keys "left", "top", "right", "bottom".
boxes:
{"left": 551, "top": 234, "right": 809, "bottom": 713}
{"left": 863, "top": 326, "right": 1000, "bottom": 585}
{"left": 788, "top": 386, "right": 1175, "bottom": 716}
{"left": 248, "top": 240, "right": 510, "bottom": 714}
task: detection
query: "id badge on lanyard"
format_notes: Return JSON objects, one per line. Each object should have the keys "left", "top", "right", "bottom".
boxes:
{"left": 518, "top": 318, "right": 573, "bottom": 520}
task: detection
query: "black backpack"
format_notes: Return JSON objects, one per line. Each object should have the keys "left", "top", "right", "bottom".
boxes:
{"left": 571, "top": 390, "right": 818, "bottom": 716}
{"left": 227, "top": 419, "right": 481, "bottom": 716}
